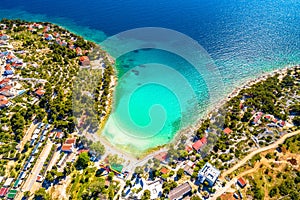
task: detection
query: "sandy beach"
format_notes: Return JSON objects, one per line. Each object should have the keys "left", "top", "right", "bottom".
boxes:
{"left": 87, "top": 61, "right": 299, "bottom": 166}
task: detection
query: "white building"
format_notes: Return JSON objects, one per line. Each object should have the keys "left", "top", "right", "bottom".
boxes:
{"left": 198, "top": 162, "right": 220, "bottom": 187}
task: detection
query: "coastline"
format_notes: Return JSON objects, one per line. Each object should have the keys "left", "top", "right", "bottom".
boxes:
{"left": 171, "top": 64, "right": 299, "bottom": 149}
{"left": 94, "top": 63, "right": 299, "bottom": 160}
{"left": 11, "top": 19, "right": 298, "bottom": 160}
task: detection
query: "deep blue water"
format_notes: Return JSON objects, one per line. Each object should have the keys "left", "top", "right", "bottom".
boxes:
{"left": 0, "top": 0, "right": 299, "bottom": 64}
{"left": 1, "top": 0, "right": 299, "bottom": 153}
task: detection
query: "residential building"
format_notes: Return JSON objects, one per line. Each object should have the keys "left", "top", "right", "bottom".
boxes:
{"left": 237, "top": 177, "right": 247, "bottom": 188}
{"left": 197, "top": 162, "right": 220, "bottom": 187}
{"left": 168, "top": 182, "right": 192, "bottom": 200}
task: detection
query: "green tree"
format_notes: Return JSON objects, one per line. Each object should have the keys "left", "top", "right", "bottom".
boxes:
{"left": 75, "top": 152, "right": 89, "bottom": 169}
{"left": 90, "top": 141, "right": 105, "bottom": 156}
{"left": 141, "top": 189, "right": 151, "bottom": 200}
{"left": 33, "top": 188, "right": 49, "bottom": 200}
{"left": 177, "top": 168, "right": 184, "bottom": 179}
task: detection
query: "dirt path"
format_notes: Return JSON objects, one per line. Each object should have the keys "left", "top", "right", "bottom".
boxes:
{"left": 221, "top": 130, "right": 300, "bottom": 179}
{"left": 212, "top": 130, "right": 300, "bottom": 200}
{"left": 20, "top": 122, "right": 37, "bottom": 151}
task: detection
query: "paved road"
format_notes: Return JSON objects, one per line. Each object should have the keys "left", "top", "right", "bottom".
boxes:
{"left": 212, "top": 130, "right": 300, "bottom": 200}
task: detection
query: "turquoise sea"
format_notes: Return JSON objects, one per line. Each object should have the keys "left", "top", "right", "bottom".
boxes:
{"left": 0, "top": 0, "right": 299, "bottom": 154}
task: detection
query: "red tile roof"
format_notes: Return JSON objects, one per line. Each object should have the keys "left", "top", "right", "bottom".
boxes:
{"left": 192, "top": 140, "right": 204, "bottom": 151}
{"left": 78, "top": 149, "right": 89, "bottom": 154}
{"left": 55, "top": 132, "right": 63, "bottom": 139}
{"left": 0, "top": 85, "right": 12, "bottom": 92}
{"left": 35, "top": 89, "right": 45, "bottom": 96}
{"left": 237, "top": 177, "right": 247, "bottom": 187}
{"left": 65, "top": 138, "right": 76, "bottom": 145}
{"left": 79, "top": 56, "right": 89, "bottom": 62}
{"left": 0, "top": 99, "right": 9, "bottom": 106}
{"left": 0, "top": 78, "right": 10, "bottom": 85}
{"left": 185, "top": 145, "right": 193, "bottom": 152}
{"left": 223, "top": 127, "right": 232, "bottom": 135}
{"left": 154, "top": 152, "right": 168, "bottom": 162}
{"left": 160, "top": 167, "right": 170, "bottom": 174}
{"left": 61, "top": 144, "right": 73, "bottom": 152}
{"left": 200, "top": 137, "right": 207, "bottom": 144}
{"left": 5, "top": 64, "right": 11, "bottom": 70}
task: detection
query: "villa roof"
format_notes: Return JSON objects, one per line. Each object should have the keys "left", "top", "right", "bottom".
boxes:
{"left": 0, "top": 99, "right": 9, "bottom": 106}
{"left": 192, "top": 140, "right": 204, "bottom": 151}
{"left": 0, "top": 85, "right": 12, "bottom": 92}
{"left": 160, "top": 167, "right": 170, "bottom": 174}
{"left": 200, "top": 137, "right": 207, "bottom": 144}
{"left": 5, "top": 64, "right": 11, "bottom": 70}
{"left": 61, "top": 144, "right": 73, "bottom": 152}
{"left": 185, "top": 145, "right": 193, "bottom": 152}
{"left": 35, "top": 88, "right": 45, "bottom": 96}
{"left": 80, "top": 56, "right": 89, "bottom": 62}
{"left": 0, "top": 78, "right": 10, "bottom": 84}
{"left": 223, "top": 127, "right": 232, "bottom": 135}
{"left": 154, "top": 152, "right": 168, "bottom": 162}
{"left": 55, "top": 132, "right": 64, "bottom": 139}
{"left": 78, "top": 149, "right": 89, "bottom": 154}
{"left": 65, "top": 138, "right": 76, "bottom": 145}
{"left": 237, "top": 177, "right": 247, "bottom": 187}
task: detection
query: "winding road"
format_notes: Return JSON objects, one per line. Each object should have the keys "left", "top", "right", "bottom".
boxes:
{"left": 212, "top": 129, "right": 300, "bottom": 200}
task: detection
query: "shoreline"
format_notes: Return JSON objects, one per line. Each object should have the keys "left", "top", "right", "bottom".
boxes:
{"left": 174, "top": 64, "right": 299, "bottom": 144}
{"left": 91, "top": 61, "right": 298, "bottom": 161}
{"left": 20, "top": 19, "right": 298, "bottom": 160}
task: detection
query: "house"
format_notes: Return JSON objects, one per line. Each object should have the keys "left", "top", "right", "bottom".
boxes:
{"left": 13, "top": 179, "right": 22, "bottom": 188}
{"left": 197, "top": 162, "right": 220, "bottom": 187}
{"left": 19, "top": 171, "right": 27, "bottom": 180}
{"left": 237, "top": 177, "right": 247, "bottom": 188}
{"left": 147, "top": 180, "right": 163, "bottom": 199}
{"left": 79, "top": 56, "right": 90, "bottom": 66}
{"left": 35, "top": 88, "right": 45, "bottom": 97}
{"left": 55, "top": 132, "right": 64, "bottom": 139}
{"left": 6, "top": 189, "right": 17, "bottom": 199}
{"left": 154, "top": 152, "right": 168, "bottom": 164}
{"left": 0, "top": 98, "right": 9, "bottom": 108}
{"left": 278, "top": 120, "right": 285, "bottom": 127}
{"left": 223, "top": 127, "right": 232, "bottom": 135}
{"left": 3, "top": 70, "right": 13, "bottom": 76}
{"left": 44, "top": 34, "right": 53, "bottom": 41}
{"left": 192, "top": 137, "right": 207, "bottom": 152}
{"left": 61, "top": 144, "right": 74, "bottom": 153}
{"left": 160, "top": 167, "right": 170, "bottom": 175}
{"left": 183, "top": 165, "right": 194, "bottom": 176}
{"left": 168, "top": 182, "right": 192, "bottom": 200}
{"left": 186, "top": 160, "right": 195, "bottom": 168}
{"left": 0, "top": 78, "right": 10, "bottom": 87}
{"left": 76, "top": 47, "right": 83, "bottom": 55}
{"left": 65, "top": 138, "right": 76, "bottom": 145}
{"left": 185, "top": 145, "right": 193, "bottom": 153}
{"left": 77, "top": 149, "right": 89, "bottom": 155}
{"left": 0, "top": 34, "right": 9, "bottom": 40}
